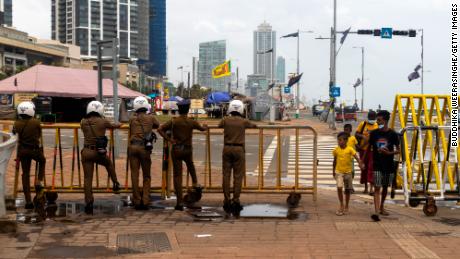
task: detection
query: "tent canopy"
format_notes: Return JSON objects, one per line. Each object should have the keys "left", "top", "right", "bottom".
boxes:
{"left": 206, "top": 91, "right": 230, "bottom": 105}
{"left": 0, "top": 64, "right": 143, "bottom": 98}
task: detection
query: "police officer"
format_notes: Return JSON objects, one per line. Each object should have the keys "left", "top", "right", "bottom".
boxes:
{"left": 128, "top": 96, "right": 159, "bottom": 210}
{"left": 218, "top": 100, "right": 256, "bottom": 215}
{"left": 81, "top": 101, "right": 121, "bottom": 215}
{"left": 13, "top": 101, "right": 46, "bottom": 210}
{"left": 158, "top": 99, "right": 207, "bottom": 211}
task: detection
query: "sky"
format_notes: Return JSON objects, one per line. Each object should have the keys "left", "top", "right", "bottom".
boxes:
{"left": 13, "top": 0, "right": 451, "bottom": 110}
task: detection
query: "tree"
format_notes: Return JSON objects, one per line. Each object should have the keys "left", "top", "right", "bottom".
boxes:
{"left": 174, "top": 82, "right": 185, "bottom": 97}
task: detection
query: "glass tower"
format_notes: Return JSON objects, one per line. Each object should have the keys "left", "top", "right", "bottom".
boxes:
{"left": 198, "top": 40, "right": 228, "bottom": 91}
{"left": 51, "top": 0, "right": 149, "bottom": 60}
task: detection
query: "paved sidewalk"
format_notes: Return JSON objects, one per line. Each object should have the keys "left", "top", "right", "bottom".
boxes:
{"left": 1, "top": 188, "right": 459, "bottom": 258}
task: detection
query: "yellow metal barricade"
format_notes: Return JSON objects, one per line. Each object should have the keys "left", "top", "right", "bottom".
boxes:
{"left": 391, "top": 95, "right": 459, "bottom": 216}
{"left": 175, "top": 125, "right": 318, "bottom": 202}
{"left": 2, "top": 121, "right": 318, "bottom": 203}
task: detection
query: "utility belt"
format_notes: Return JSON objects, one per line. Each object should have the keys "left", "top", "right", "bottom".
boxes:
{"left": 172, "top": 144, "right": 191, "bottom": 151}
{"left": 83, "top": 144, "right": 97, "bottom": 150}
{"left": 19, "top": 143, "right": 40, "bottom": 150}
{"left": 130, "top": 139, "right": 145, "bottom": 146}
{"left": 225, "top": 143, "right": 244, "bottom": 147}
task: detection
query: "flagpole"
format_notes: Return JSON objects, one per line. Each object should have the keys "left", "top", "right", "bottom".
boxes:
{"left": 296, "top": 29, "right": 300, "bottom": 119}
{"left": 421, "top": 29, "right": 424, "bottom": 95}
{"left": 331, "top": 0, "right": 337, "bottom": 130}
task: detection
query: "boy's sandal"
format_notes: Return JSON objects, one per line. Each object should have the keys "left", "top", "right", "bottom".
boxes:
{"left": 336, "top": 210, "right": 344, "bottom": 216}
{"left": 343, "top": 208, "right": 349, "bottom": 214}
{"left": 371, "top": 214, "right": 381, "bottom": 222}
{"left": 380, "top": 210, "right": 390, "bottom": 216}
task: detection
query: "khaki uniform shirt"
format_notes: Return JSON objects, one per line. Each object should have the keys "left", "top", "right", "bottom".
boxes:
{"left": 218, "top": 116, "right": 256, "bottom": 145}
{"left": 81, "top": 116, "right": 116, "bottom": 146}
{"left": 129, "top": 113, "right": 160, "bottom": 142}
{"left": 13, "top": 118, "right": 42, "bottom": 147}
{"left": 160, "top": 115, "right": 205, "bottom": 146}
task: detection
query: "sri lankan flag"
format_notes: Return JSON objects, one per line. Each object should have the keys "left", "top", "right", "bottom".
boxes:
{"left": 212, "top": 60, "right": 231, "bottom": 78}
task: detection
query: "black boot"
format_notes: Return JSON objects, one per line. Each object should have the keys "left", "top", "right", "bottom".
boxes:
{"left": 174, "top": 204, "right": 184, "bottom": 211}
{"left": 231, "top": 201, "right": 243, "bottom": 217}
{"left": 223, "top": 200, "right": 232, "bottom": 214}
{"left": 25, "top": 202, "right": 34, "bottom": 210}
{"left": 113, "top": 182, "right": 121, "bottom": 194}
{"left": 84, "top": 203, "right": 93, "bottom": 215}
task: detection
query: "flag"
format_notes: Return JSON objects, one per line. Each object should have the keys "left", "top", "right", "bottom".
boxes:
{"left": 287, "top": 73, "right": 303, "bottom": 87}
{"left": 408, "top": 71, "right": 420, "bottom": 82}
{"left": 414, "top": 64, "right": 422, "bottom": 72}
{"left": 340, "top": 27, "right": 351, "bottom": 44}
{"left": 353, "top": 78, "right": 361, "bottom": 88}
{"left": 212, "top": 60, "right": 231, "bottom": 79}
{"left": 281, "top": 32, "right": 299, "bottom": 38}
{"left": 257, "top": 48, "right": 273, "bottom": 54}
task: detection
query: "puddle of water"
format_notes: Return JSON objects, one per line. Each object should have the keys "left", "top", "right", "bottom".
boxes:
{"left": 16, "top": 212, "right": 42, "bottom": 224}
{"left": 56, "top": 200, "right": 124, "bottom": 216}
{"left": 239, "top": 204, "right": 288, "bottom": 218}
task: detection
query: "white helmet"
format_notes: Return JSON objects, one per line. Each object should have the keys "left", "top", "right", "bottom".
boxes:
{"left": 228, "top": 100, "right": 244, "bottom": 115}
{"left": 133, "top": 96, "right": 150, "bottom": 112}
{"left": 17, "top": 101, "right": 35, "bottom": 117}
{"left": 86, "top": 101, "right": 104, "bottom": 116}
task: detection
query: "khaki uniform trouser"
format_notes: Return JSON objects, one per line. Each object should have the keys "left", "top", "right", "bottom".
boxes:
{"left": 171, "top": 145, "right": 196, "bottom": 205}
{"left": 81, "top": 148, "right": 118, "bottom": 205}
{"left": 18, "top": 147, "right": 46, "bottom": 204}
{"left": 222, "top": 146, "right": 245, "bottom": 203}
{"left": 128, "top": 145, "right": 151, "bottom": 206}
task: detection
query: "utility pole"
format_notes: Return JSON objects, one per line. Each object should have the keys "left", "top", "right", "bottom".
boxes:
{"left": 420, "top": 29, "right": 424, "bottom": 95}
{"left": 331, "top": 0, "right": 337, "bottom": 130}
{"left": 97, "top": 45, "right": 103, "bottom": 102}
{"left": 296, "top": 29, "right": 300, "bottom": 119}
{"left": 236, "top": 67, "right": 239, "bottom": 89}
{"left": 187, "top": 71, "right": 191, "bottom": 98}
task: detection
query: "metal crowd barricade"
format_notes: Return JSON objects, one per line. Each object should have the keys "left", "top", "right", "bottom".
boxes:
{"left": 1, "top": 121, "right": 318, "bottom": 203}
{"left": 391, "top": 94, "right": 459, "bottom": 216}
{"left": 400, "top": 126, "right": 459, "bottom": 216}
{"left": 176, "top": 125, "right": 318, "bottom": 202}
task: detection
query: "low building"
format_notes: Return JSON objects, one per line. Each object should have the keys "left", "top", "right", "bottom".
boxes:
{"left": 246, "top": 74, "right": 268, "bottom": 97}
{"left": 0, "top": 26, "right": 80, "bottom": 76}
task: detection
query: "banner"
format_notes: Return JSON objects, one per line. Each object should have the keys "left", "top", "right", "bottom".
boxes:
{"left": 212, "top": 60, "right": 231, "bottom": 79}
{"left": 14, "top": 93, "right": 37, "bottom": 107}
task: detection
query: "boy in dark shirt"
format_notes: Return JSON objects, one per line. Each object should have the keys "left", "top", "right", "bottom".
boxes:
{"left": 368, "top": 110, "right": 400, "bottom": 221}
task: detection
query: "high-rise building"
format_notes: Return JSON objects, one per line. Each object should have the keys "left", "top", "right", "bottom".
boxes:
{"left": 253, "top": 21, "right": 276, "bottom": 82}
{"left": 0, "top": 0, "right": 12, "bottom": 26}
{"left": 198, "top": 40, "right": 228, "bottom": 91}
{"left": 276, "top": 56, "right": 285, "bottom": 83}
{"left": 51, "top": 0, "right": 149, "bottom": 60}
{"left": 140, "top": 0, "right": 166, "bottom": 77}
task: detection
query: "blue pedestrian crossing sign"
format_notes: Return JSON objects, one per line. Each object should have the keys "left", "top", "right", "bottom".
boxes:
{"left": 381, "top": 28, "right": 393, "bottom": 39}
{"left": 284, "top": 87, "right": 290, "bottom": 94}
{"left": 330, "top": 87, "right": 340, "bottom": 97}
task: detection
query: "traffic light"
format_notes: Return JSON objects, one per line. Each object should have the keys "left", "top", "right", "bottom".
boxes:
{"left": 408, "top": 29, "right": 417, "bottom": 37}
{"left": 357, "top": 29, "right": 373, "bottom": 35}
{"left": 393, "top": 30, "right": 409, "bottom": 36}
{"left": 373, "top": 29, "right": 381, "bottom": 36}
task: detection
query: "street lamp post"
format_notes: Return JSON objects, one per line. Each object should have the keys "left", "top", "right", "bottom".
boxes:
{"left": 281, "top": 30, "right": 314, "bottom": 119}
{"left": 353, "top": 46, "right": 365, "bottom": 111}
{"left": 419, "top": 29, "right": 424, "bottom": 95}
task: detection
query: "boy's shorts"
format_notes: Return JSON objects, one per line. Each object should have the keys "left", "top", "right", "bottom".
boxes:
{"left": 335, "top": 173, "right": 353, "bottom": 190}
{"left": 373, "top": 171, "right": 394, "bottom": 188}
